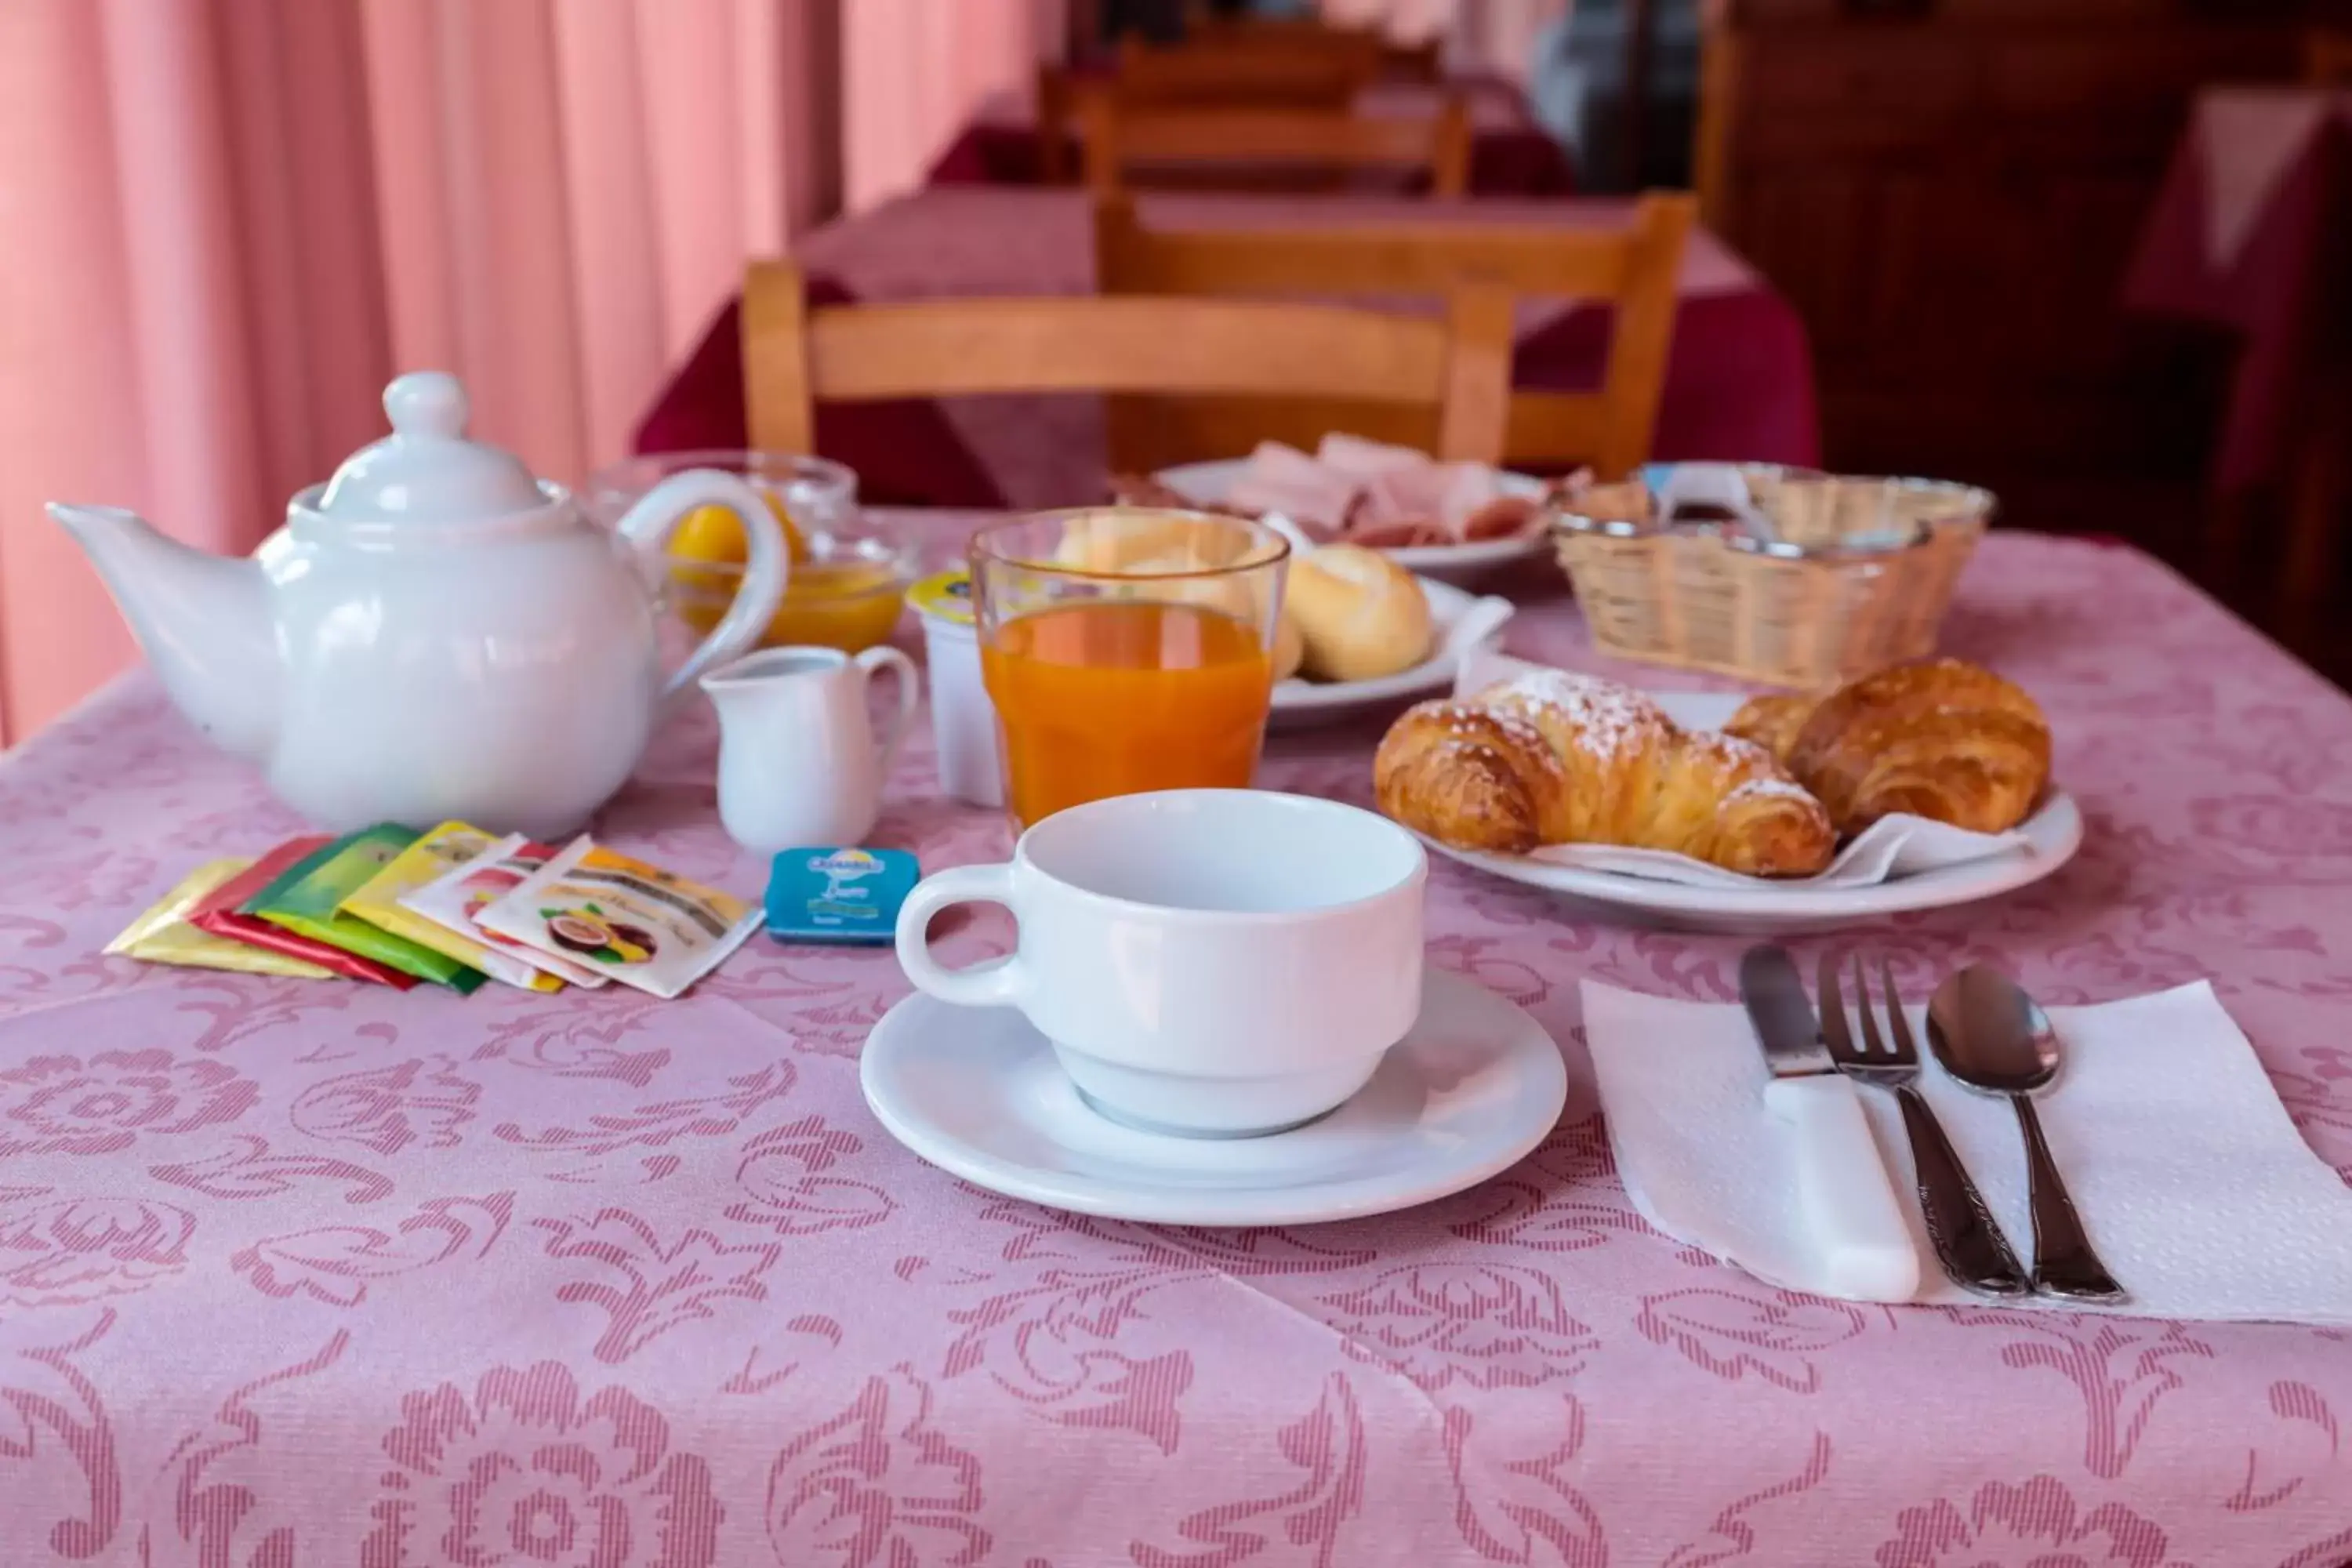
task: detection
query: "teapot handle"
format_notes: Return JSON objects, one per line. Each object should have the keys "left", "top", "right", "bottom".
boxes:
{"left": 615, "top": 470, "right": 789, "bottom": 706}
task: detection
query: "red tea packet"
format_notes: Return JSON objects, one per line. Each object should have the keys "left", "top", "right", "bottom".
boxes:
{"left": 187, "top": 838, "right": 416, "bottom": 989}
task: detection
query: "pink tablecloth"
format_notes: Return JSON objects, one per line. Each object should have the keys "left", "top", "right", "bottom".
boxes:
{"left": 637, "top": 188, "right": 1820, "bottom": 510}
{"left": 4, "top": 528, "right": 2352, "bottom": 1564}
{"left": 2125, "top": 87, "right": 2352, "bottom": 492}
{"left": 928, "top": 79, "right": 1578, "bottom": 198}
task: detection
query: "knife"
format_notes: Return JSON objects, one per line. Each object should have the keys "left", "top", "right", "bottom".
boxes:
{"left": 1738, "top": 946, "right": 1921, "bottom": 1304}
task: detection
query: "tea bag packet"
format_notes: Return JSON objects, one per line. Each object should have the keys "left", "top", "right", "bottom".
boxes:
{"left": 108, "top": 858, "right": 336, "bottom": 978}
{"left": 242, "top": 826, "right": 486, "bottom": 993}
{"left": 191, "top": 840, "right": 416, "bottom": 988}
{"left": 401, "top": 834, "right": 607, "bottom": 989}
{"left": 344, "top": 822, "right": 562, "bottom": 993}
{"left": 476, "top": 837, "right": 760, "bottom": 998}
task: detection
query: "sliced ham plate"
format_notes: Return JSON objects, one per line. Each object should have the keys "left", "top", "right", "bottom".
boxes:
{"left": 1210, "top": 435, "right": 1550, "bottom": 549}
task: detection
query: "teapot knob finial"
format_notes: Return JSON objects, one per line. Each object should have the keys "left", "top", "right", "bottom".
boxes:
{"left": 383, "top": 371, "right": 469, "bottom": 440}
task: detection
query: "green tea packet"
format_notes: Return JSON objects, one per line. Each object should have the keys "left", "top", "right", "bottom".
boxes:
{"left": 242, "top": 826, "right": 486, "bottom": 993}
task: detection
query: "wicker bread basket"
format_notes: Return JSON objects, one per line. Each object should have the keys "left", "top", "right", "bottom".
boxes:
{"left": 1552, "top": 471, "right": 1992, "bottom": 689}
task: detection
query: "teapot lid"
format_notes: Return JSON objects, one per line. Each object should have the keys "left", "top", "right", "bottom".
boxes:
{"left": 314, "top": 372, "right": 547, "bottom": 523}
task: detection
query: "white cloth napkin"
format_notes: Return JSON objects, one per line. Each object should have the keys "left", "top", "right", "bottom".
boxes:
{"left": 1581, "top": 980, "right": 2352, "bottom": 1323}
{"left": 1452, "top": 652, "right": 2033, "bottom": 888}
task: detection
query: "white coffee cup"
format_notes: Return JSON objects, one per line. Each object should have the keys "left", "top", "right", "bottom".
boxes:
{"left": 894, "top": 789, "right": 1427, "bottom": 1138}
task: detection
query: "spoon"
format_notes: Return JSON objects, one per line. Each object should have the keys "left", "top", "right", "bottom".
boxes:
{"left": 1927, "top": 964, "right": 2126, "bottom": 1302}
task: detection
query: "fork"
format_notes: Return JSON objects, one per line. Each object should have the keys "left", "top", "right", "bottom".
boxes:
{"left": 1819, "top": 954, "right": 2031, "bottom": 1297}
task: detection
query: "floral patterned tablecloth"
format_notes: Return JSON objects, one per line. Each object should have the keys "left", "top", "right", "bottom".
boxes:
{"left": 2, "top": 524, "right": 2349, "bottom": 1566}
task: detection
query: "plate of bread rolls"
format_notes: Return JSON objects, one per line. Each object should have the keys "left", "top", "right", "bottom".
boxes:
{"left": 1272, "top": 544, "right": 1514, "bottom": 722}
{"left": 1373, "top": 657, "right": 2082, "bottom": 933}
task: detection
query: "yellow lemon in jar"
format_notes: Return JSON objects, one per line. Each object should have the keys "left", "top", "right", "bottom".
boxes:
{"left": 669, "top": 492, "right": 809, "bottom": 596}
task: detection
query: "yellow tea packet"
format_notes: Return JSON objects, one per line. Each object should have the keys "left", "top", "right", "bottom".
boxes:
{"left": 343, "top": 821, "right": 561, "bottom": 993}
{"left": 107, "top": 859, "right": 337, "bottom": 979}
{"left": 475, "top": 837, "right": 760, "bottom": 999}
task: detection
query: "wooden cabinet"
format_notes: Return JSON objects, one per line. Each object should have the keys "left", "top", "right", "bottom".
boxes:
{"left": 1697, "top": 2, "right": 2299, "bottom": 510}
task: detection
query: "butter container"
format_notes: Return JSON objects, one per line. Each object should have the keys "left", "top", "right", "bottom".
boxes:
{"left": 765, "top": 847, "right": 920, "bottom": 945}
{"left": 907, "top": 568, "right": 1003, "bottom": 809}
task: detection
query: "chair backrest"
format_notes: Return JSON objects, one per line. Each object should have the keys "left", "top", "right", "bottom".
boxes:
{"left": 739, "top": 260, "right": 1516, "bottom": 474}
{"left": 2308, "top": 28, "right": 2352, "bottom": 86}
{"left": 1116, "top": 33, "right": 1384, "bottom": 104}
{"left": 1077, "top": 94, "right": 1472, "bottom": 198}
{"left": 1035, "top": 47, "right": 1377, "bottom": 186}
{"left": 1093, "top": 191, "right": 1697, "bottom": 478}
{"left": 1181, "top": 17, "right": 1443, "bottom": 82}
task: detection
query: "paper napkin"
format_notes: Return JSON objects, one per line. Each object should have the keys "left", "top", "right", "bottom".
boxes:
{"left": 1452, "top": 652, "right": 2034, "bottom": 889}
{"left": 1581, "top": 980, "right": 2352, "bottom": 1323}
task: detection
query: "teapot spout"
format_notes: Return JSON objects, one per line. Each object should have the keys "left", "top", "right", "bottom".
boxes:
{"left": 48, "top": 503, "right": 278, "bottom": 762}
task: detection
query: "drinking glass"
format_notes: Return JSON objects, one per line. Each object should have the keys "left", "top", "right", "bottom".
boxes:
{"left": 972, "top": 508, "right": 1290, "bottom": 829}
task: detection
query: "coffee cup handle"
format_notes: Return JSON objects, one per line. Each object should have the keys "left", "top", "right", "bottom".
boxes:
{"left": 895, "top": 863, "right": 1025, "bottom": 1007}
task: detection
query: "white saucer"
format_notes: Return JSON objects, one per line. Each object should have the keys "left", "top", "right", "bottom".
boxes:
{"left": 859, "top": 967, "right": 1566, "bottom": 1226}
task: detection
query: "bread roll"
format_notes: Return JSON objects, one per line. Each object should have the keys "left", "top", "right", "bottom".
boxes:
{"left": 1272, "top": 612, "right": 1305, "bottom": 682}
{"left": 1051, "top": 507, "right": 1259, "bottom": 573}
{"left": 1284, "top": 544, "right": 1433, "bottom": 683}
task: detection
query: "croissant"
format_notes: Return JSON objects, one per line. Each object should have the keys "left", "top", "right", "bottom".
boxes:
{"left": 1374, "top": 670, "right": 1836, "bottom": 876}
{"left": 1725, "top": 659, "right": 2050, "bottom": 834}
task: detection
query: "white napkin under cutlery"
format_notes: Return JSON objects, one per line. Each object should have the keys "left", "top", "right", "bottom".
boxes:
{"left": 1582, "top": 979, "right": 2352, "bottom": 1323}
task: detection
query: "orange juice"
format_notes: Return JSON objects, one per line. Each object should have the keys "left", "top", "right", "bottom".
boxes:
{"left": 982, "top": 600, "right": 1274, "bottom": 826}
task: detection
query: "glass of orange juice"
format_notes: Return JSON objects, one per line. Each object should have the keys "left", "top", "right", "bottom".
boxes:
{"left": 973, "top": 508, "right": 1290, "bottom": 829}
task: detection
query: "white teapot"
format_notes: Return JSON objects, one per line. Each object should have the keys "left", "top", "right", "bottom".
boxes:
{"left": 50, "top": 371, "right": 789, "bottom": 838}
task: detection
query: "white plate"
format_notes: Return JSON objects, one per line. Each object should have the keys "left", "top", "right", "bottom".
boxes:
{"left": 1414, "top": 690, "right": 2088, "bottom": 934}
{"left": 1154, "top": 458, "right": 1552, "bottom": 583}
{"left": 1270, "top": 575, "right": 1513, "bottom": 725}
{"left": 860, "top": 967, "right": 1567, "bottom": 1226}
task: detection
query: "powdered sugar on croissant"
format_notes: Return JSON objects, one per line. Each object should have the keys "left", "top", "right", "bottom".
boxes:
{"left": 1374, "top": 670, "right": 1836, "bottom": 877}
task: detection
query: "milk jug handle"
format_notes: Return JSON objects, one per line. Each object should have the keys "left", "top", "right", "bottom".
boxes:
{"left": 855, "top": 646, "right": 920, "bottom": 780}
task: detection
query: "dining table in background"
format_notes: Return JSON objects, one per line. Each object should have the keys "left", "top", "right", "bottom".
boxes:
{"left": 636, "top": 187, "right": 1820, "bottom": 510}
{"left": 2, "top": 521, "right": 2349, "bottom": 1563}
{"left": 2126, "top": 85, "right": 2352, "bottom": 640}
{"left": 927, "top": 75, "right": 1579, "bottom": 197}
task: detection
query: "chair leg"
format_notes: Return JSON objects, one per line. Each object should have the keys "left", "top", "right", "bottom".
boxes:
{"left": 2281, "top": 375, "right": 2350, "bottom": 654}
{"left": 2202, "top": 488, "right": 2257, "bottom": 604}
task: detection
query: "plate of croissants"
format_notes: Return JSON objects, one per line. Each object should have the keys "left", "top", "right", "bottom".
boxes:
{"left": 1270, "top": 544, "right": 1513, "bottom": 721}
{"left": 1122, "top": 434, "right": 1557, "bottom": 583}
{"left": 1373, "top": 656, "right": 2082, "bottom": 933}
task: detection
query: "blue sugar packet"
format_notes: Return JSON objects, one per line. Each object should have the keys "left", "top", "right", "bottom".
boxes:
{"left": 764, "top": 848, "right": 920, "bottom": 946}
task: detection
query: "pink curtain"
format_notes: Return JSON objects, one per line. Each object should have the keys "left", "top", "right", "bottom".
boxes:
{"left": 0, "top": 0, "right": 839, "bottom": 742}
{"left": 843, "top": 0, "right": 1066, "bottom": 211}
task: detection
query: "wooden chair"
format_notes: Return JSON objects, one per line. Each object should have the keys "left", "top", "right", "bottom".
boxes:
{"left": 1183, "top": 16, "right": 1443, "bottom": 82}
{"left": 1036, "top": 49, "right": 1374, "bottom": 184}
{"left": 1093, "top": 191, "right": 1697, "bottom": 478}
{"left": 1077, "top": 93, "right": 1472, "bottom": 198}
{"left": 740, "top": 260, "right": 1516, "bottom": 477}
{"left": 2307, "top": 29, "right": 2352, "bottom": 86}
{"left": 1116, "top": 33, "right": 1385, "bottom": 104}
